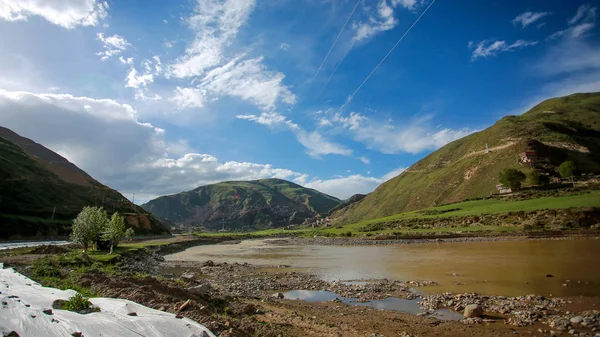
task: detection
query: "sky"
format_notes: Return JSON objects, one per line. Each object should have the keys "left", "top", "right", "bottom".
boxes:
{"left": 0, "top": 0, "right": 599, "bottom": 203}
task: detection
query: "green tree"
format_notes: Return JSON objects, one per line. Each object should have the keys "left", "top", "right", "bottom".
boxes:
{"left": 498, "top": 168, "right": 526, "bottom": 189}
{"left": 103, "top": 212, "right": 126, "bottom": 255}
{"left": 529, "top": 170, "right": 550, "bottom": 186}
{"left": 558, "top": 161, "right": 577, "bottom": 178}
{"left": 124, "top": 227, "right": 135, "bottom": 242}
{"left": 71, "top": 206, "right": 108, "bottom": 253}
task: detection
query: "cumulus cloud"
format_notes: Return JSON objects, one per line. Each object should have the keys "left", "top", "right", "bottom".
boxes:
{"left": 359, "top": 156, "right": 370, "bottom": 164}
{"left": 280, "top": 43, "right": 290, "bottom": 51}
{"left": 469, "top": 39, "right": 538, "bottom": 61}
{"left": 353, "top": 0, "right": 398, "bottom": 43}
{"left": 0, "top": 0, "right": 109, "bottom": 29}
{"left": 512, "top": 11, "right": 551, "bottom": 28}
{"left": 96, "top": 33, "right": 130, "bottom": 61}
{"left": 0, "top": 89, "right": 396, "bottom": 201}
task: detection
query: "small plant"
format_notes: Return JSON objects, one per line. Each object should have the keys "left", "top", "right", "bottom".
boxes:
{"left": 558, "top": 161, "right": 577, "bottom": 178}
{"left": 62, "top": 293, "right": 94, "bottom": 312}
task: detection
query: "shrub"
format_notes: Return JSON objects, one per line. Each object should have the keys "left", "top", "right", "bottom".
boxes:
{"left": 62, "top": 293, "right": 94, "bottom": 312}
{"left": 558, "top": 161, "right": 577, "bottom": 178}
{"left": 529, "top": 170, "right": 550, "bottom": 186}
{"left": 498, "top": 168, "right": 526, "bottom": 189}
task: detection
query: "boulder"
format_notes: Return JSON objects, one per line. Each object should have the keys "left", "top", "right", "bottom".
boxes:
{"left": 180, "top": 272, "right": 196, "bottom": 280}
{"left": 463, "top": 304, "right": 483, "bottom": 318}
{"left": 188, "top": 283, "right": 211, "bottom": 296}
{"left": 570, "top": 316, "right": 583, "bottom": 324}
{"left": 271, "top": 292, "right": 284, "bottom": 299}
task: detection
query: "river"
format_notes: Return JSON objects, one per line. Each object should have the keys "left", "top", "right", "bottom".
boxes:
{"left": 166, "top": 237, "right": 600, "bottom": 297}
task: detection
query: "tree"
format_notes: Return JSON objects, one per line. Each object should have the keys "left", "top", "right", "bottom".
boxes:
{"left": 71, "top": 206, "right": 108, "bottom": 253}
{"left": 498, "top": 168, "right": 526, "bottom": 189}
{"left": 124, "top": 227, "right": 135, "bottom": 242}
{"left": 103, "top": 212, "right": 126, "bottom": 255}
{"left": 558, "top": 161, "right": 577, "bottom": 178}
{"left": 529, "top": 170, "right": 550, "bottom": 186}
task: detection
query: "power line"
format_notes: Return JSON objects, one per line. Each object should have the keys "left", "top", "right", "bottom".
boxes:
{"left": 317, "top": 3, "right": 379, "bottom": 98}
{"left": 306, "top": 0, "right": 363, "bottom": 91}
{"left": 336, "top": 0, "right": 437, "bottom": 114}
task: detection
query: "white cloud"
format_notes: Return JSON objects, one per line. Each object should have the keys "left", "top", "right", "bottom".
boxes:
{"left": 124, "top": 57, "right": 162, "bottom": 100}
{"left": 171, "top": 87, "right": 205, "bottom": 109}
{"left": 300, "top": 166, "right": 406, "bottom": 199}
{"left": 96, "top": 33, "right": 130, "bottom": 61}
{"left": 119, "top": 56, "right": 134, "bottom": 65}
{"left": 470, "top": 39, "right": 538, "bottom": 61}
{"left": 390, "top": 0, "right": 421, "bottom": 10}
{"left": 236, "top": 112, "right": 351, "bottom": 158}
{"left": 280, "top": 43, "right": 290, "bottom": 51}
{"left": 548, "top": 5, "right": 596, "bottom": 40}
{"left": 167, "top": 0, "right": 256, "bottom": 78}
{"left": 0, "top": 89, "right": 392, "bottom": 202}
{"left": 326, "top": 111, "right": 473, "bottom": 154}
{"left": 126, "top": 67, "right": 154, "bottom": 89}
{"left": 353, "top": 0, "right": 398, "bottom": 43}
{"left": 512, "top": 11, "right": 551, "bottom": 28}
{"left": 359, "top": 156, "right": 370, "bottom": 164}
{"left": 0, "top": 0, "right": 108, "bottom": 29}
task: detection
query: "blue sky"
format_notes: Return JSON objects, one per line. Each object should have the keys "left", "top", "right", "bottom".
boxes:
{"left": 0, "top": 0, "right": 599, "bottom": 203}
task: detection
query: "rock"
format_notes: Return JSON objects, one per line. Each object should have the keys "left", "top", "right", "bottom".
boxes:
{"left": 157, "top": 306, "right": 166, "bottom": 311}
{"left": 180, "top": 272, "right": 196, "bottom": 280}
{"left": 71, "top": 333, "right": 83, "bottom": 337}
{"left": 571, "top": 316, "right": 583, "bottom": 324}
{"left": 188, "top": 283, "right": 211, "bottom": 296}
{"left": 42, "top": 309, "right": 53, "bottom": 315}
{"left": 202, "top": 260, "right": 215, "bottom": 267}
{"left": 546, "top": 274, "right": 554, "bottom": 278}
{"left": 3, "top": 332, "right": 19, "bottom": 337}
{"left": 271, "top": 292, "right": 284, "bottom": 299}
{"left": 463, "top": 304, "right": 483, "bottom": 318}
{"left": 52, "top": 299, "right": 67, "bottom": 309}
{"left": 175, "top": 314, "right": 183, "bottom": 319}
{"left": 127, "top": 312, "right": 138, "bottom": 316}
{"left": 569, "top": 329, "right": 576, "bottom": 335}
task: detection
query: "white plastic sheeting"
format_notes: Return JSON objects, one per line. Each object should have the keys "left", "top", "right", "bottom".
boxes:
{"left": 0, "top": 264, "right": 216, "bottom": 337}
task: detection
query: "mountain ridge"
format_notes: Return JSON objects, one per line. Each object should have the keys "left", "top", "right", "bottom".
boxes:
{"left": 142, "top": 178, "right": 341, "bottom": 230}
{"left": 0, "top": 127, "right": 170, "bottom": 239}
{"left": 331, "top": 92, "right": 600, "bottom": 224}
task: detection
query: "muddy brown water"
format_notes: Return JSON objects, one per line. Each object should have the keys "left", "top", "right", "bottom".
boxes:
{"left": 165, "top": 238, "right": 600, "bottom": 297}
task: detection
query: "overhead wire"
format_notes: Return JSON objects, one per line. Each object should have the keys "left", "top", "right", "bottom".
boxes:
{"left": 317, "top": 2, "right": 379, "bottom": 98}
{"left": 336, "top": 0, "right": 437, "bottom": 114}
{"left": 305, "top": 0, "right": 363, "bottom": 91}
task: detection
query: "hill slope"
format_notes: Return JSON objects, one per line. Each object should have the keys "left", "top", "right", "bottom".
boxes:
{"left": 141, "top": 179, "right": 341, "bottom": 230}
{"left": 0, "top": 127, "right": 170, "bottom": 239}
{"left": 332, "top": 92, "right": 600, "bottom": 224}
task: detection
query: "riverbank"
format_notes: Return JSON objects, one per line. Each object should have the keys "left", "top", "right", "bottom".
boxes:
{"left": 2, "top": 236, "right": 600, "bottom": 336}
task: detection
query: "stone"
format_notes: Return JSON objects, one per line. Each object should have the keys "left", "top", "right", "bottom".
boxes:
{"left": 202, "top": 260, "right": 215, "bottom": 267}
{"left": 3, "top": 332, "right": 20, "bottom": 337}
{"left": 180, "top": 272, "right": 196, "bottom": 280}
{"left": 127, "top": 312, "right": 138, "bottom": 316}
{"left": 71, "top": 333, "right": 83, "bottom": 337}
{"left": 271, "top": 292, "right": 284, "bottom": 299}
{"left": 571, "top": 316, "right": 583, "bottom": 324}
{"left": 157, "top": 306, "right": 166, "bottom": 311}
{"left": 42, "top": 309, "right": 53, "bottom": 315}
{"left": 546, "top": 274, "right": 554, "bottom": 278}
{"left": 569, "top": 329, "right": 576, "bottom": 335}
{"left": 463, "top": 304, "right": 483, "bottom": 318}
{"left": 188, "top": 283, "right": 211, "bottom": 296}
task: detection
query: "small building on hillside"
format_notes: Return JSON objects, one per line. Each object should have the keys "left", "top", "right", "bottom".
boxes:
{"left": 519, "top": 151, "right": 538, "bottom": 163}
{"left": 496, "top": 183, "right": 512, "bottom": 194}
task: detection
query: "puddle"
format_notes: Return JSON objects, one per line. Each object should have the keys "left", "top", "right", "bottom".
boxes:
{"left": 282, "top": 290, "right": 464, "bottom": 321}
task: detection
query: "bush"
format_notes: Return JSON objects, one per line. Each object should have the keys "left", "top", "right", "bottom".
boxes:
{"left": 62, "top": 293, "right": 94, "bottom": 312}
{"left": 558, "top": 161, "right": 577, "bottom": 178}
{"left": 499, "top": 168, "right": 526, "bottom": 189}
{"left": 529, "top": 170, "right": 550, "bottom": 186}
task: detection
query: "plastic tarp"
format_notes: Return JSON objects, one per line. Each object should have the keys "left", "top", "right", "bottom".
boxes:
{"left": 0, "top": 264, "right": 216, "bottom": 337}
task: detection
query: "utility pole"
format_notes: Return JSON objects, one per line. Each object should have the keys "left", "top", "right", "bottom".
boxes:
{"left": 132, "top": 193, "right": 135, "bottom": 205}
{"left": 51, "top": 206, "right": 56, "bottom": 221}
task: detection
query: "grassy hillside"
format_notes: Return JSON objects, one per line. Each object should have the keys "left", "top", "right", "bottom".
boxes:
{"left": 142, "top": 178, "right": 341, "bottom": 230}
{"left": 0, "top": 128, "right": 169, "bottom": 239}
{"left": 332, "top": 92, "right": 600, "bottom": 225}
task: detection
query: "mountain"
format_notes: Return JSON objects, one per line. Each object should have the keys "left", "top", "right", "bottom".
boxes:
{"left": 332, "top": 92, "right": 600, "bottom": 224}
{"left": 0, "top": 126, "right": 170, "bottom": 239}
{"left": 141, "top": 179, "right": 341, "bottom": 230}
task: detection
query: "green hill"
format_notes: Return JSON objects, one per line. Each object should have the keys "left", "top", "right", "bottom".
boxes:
{"left": 141, "top": 178, "right": 341, "bottom": 230}
{"left": 332, "top": 92, "right": 600, "bottom": 225}
{"left": 0, "top": 126, "right": 170, "bottom": 239}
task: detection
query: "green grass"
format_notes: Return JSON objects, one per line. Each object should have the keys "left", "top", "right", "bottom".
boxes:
{"left": 195, "top": 228, "right": 312, "bottom": 237}
{"left": 324, "top": 190, "right": 600, "bottom": 234}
